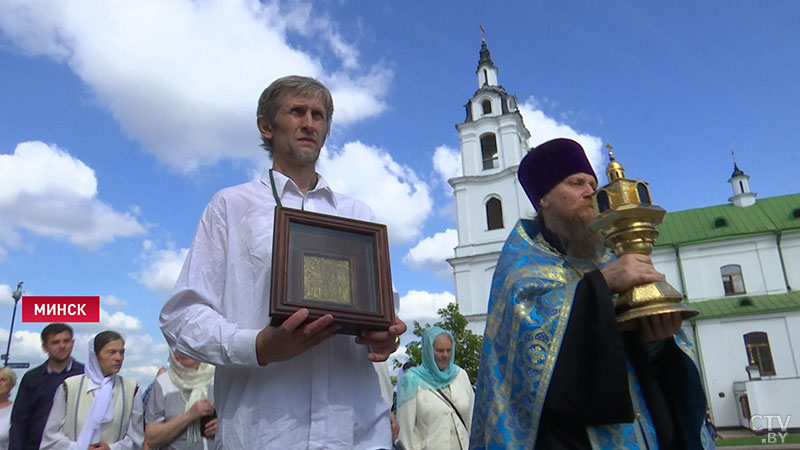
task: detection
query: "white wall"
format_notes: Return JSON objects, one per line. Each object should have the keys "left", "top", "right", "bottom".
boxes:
{"left": 745, "top": 378, "right": 800, "bottom": 430}
{"left": 679, "top": 235, "right": 786, "bottom": 300}
{"left": 696, "top": 313, "right": 800, "bottom": 427}
{"left": 781, "top": 231, "right": 800, "bottom": 290}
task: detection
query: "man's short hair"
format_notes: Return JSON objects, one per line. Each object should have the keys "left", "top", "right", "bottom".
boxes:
{"left": 256, "top": 75, "right": 334, "bottom": 153}
{"left": 41, "top": 323, "right": 73, "bottom": 344}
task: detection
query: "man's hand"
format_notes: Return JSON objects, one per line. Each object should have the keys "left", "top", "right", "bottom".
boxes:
{"left": 89, "top": 443, "right": 110, "bottom": 450}
{"left": 203, "top": 417, "right": 218, "bottom": 439}
{"left": 255, "top": 308, "right": 339, "bottom": 365}
{"left": 640, "top": 312, "right": 682, "bottom": 342}
{"left": 355, "top": 316, "right": 407, "bottom": 362}
{"left": 600, "top": 253, "right": 665, "bottom": 293}
{"left": 189, "top": 399, "right": 215, "bottom": 420}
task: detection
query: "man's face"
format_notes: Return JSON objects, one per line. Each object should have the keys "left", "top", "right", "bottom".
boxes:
{"left": 42, "top": 330, "right": 74, "bottom": 364}
{"left": 96, "top": 339, "right": 125, "bottom": 377}
{"left": 259, "top": 92, "right": 328, "bottom": 169}
{"left": 432, "top": 335, "right": 452, "bottom": 371}
{"left": 539, "top": 172, "right": 598, "bottom": 225}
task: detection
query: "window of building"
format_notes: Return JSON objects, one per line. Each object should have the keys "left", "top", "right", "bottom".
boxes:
{"left": 714, "top": 217, "right": 727, "bottom": 228}
{"left": 481, "top": 133, "right": 498, "bottom": 170}
{"left": 482, "top": 99, "right": 492, "bottom": 115}
{"left": 793, "top": 208, "right": 800, "bottom": 219}
{"left": 721, "top": 264, "right": 746, "bottom": 295}
{"left": 743, "top": 332, "right": 776, "bottom": 376}
{"left": 486, "top": 197, "right": 503, "bottom": 230}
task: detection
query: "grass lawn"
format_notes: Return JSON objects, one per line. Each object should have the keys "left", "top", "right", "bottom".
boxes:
{"left": 716, "top": 433, "right": 800, "bottom": 446}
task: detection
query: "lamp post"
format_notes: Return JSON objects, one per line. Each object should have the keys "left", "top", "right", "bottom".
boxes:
{"left": 2, "top": 281, "right": 23, "bottom": 367}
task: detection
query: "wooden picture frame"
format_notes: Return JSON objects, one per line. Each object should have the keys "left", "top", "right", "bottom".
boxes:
{"left": 270, "top": 206, "right": 395, "bottom": 335}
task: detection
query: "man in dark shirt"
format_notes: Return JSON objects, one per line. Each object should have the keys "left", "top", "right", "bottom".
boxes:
{"left": 9, "top": 323, "right": 84, "bottom": 450}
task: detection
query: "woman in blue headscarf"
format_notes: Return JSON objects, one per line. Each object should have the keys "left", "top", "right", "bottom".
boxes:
{"left": 396, "top": 327, "right": 474, "bottom": 450}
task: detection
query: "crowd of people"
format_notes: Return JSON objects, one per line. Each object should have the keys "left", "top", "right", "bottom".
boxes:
{"left": 3, "top": 75, "right": 716, "bottom": 449}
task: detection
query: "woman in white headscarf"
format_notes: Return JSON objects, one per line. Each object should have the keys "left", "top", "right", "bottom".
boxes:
{"left": 0, "top": 366, "right": 17, "bottom": 448}
{"left": 41, "top": 330, "right": 144, "bottom": 450}
{"left": 144, "top": 350, "right": 216, "bottom": 449}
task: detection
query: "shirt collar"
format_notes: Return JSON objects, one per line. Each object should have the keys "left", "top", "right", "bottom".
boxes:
{"left": 45, "top": 358, "right": 74, "bottom": 374}
{"left": 260, "top": 168, "right": 337, "bottom": 208}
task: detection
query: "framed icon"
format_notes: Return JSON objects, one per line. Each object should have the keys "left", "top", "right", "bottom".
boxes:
{"left": 270, "top": 206, "right": 395, "bottom": 335}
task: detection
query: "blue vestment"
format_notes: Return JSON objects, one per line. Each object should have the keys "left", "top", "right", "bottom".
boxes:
{"left": 470, "top": 219, "right": 713, "bottom": 449}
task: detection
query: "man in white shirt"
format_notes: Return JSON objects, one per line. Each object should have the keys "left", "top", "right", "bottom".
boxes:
{"left": 160, "top": 75, "right": 407, "bottom": 449}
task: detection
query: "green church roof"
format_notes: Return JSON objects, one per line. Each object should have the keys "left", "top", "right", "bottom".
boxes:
{"left": 655, "top": 193, "right": 800, "bottom": 247}
{"left": 690, "top": 290, "right": 800, "bottom": 321}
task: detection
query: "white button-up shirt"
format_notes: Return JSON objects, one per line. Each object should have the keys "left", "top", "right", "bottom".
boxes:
{"left": 160, "top": 169, "right": 391, "bottom": 450}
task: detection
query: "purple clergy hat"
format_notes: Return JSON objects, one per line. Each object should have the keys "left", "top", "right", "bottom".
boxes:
{"left": 518, "top": 138, "right": 597, "bottom": 210}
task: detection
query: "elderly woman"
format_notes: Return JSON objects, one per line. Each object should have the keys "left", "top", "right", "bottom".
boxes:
{"left": 41, "top": 330, "right": 144, "bottom": 450}
{"left": 397, "top": 327, "right": 474, "bottom": 450}
{"left": 0, "top": 366, "right": 17, "bottom": 448}
{"left": 145, "top": 350, "right": 216, "bottom": 449}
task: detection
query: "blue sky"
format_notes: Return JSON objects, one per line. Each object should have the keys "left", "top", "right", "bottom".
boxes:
{"left": 1, "top": 1, "right": 799, "bottom": 389}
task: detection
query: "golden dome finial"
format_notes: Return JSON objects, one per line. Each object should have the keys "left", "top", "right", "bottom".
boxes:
{"left": 480, "top": 24, "right": 486, "bottom": 43}
{"left": 605, "top": 142, "right": 625, "bottom": 181}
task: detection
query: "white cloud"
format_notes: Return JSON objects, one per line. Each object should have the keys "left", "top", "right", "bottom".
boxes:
{"left": 403, "top": 229, "right": 458, "bottom": 279}
{"left": 318, "top": 141, "right": 432, "bottom": 244}
{"left": 100, "top": 294, "right": 127, "bottom": 310}
{"left": 0, "top": 0, "right": 391, "bottom": 172}
{"left": 432, "top": 145, "right": 462, "bottom": 196}
{"left": 398, "top": 290, "right": 455, "bottom": 336}
{"left": 0, "top": 284, "right": 12, "bottom": 306}
{"left": 518, "top": 97, "right": 605, "bottom": 176}
{"left": 131, "top": 241, "right": 189, "bottom": 294}
{"left": 0, "top": 142, "right": 145, "bottom": 252}
{"left": 100, "top": 309, "right": 142, "bottom": 331}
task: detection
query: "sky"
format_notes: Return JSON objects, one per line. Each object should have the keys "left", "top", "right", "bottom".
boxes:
{"left": 1, "top": 0, "right": 799, "bottom": 390}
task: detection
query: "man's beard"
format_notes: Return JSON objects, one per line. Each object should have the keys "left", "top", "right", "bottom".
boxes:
{"left": 540, "top": 207, "right": 604, "bottom": 261}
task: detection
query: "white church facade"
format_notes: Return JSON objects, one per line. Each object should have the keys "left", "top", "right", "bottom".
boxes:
{"left": 448, "top": 41, "right": 800, "bottom": 430}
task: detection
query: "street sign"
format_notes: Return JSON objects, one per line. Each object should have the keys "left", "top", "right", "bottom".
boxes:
{"left": 5, "top": 362, "right": 30, "bottom": 369}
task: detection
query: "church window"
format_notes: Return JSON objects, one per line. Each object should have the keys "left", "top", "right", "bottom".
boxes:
{"left": 486, "top": 197, "right": 503, "bottom": 230}
{"left": 721, "top": 264, "right": 746, "bottom": 295}
{"left": 739, "top": 180, "right": 745, "bottom": 192}
{"left": 481, "top": 133, "right": 499, "bottom": 170}
{"left": 714, "top": 217, "right": 727, "bottom": 228}
{"left": 482, "top": 99, "right": 492, "bottom": 115}
{"left": 743, "top": 332, "right": 776, "bottom": 376}
{"left": 793, "top": 208, "right": 800, "bottom": 219}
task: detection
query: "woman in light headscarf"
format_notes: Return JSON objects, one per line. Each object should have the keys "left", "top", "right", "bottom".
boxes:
{"left": 396, "top": 327, "right": 474, "bottom": 450}
{"left": 41, "top": 330, "right": 144, "bottom": 450}
{"left": 144, "top": 350, "right": 216, "bottom": 449}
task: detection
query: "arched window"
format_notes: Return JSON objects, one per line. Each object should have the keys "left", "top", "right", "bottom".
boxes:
{"left": 743, "top": 332, "right": 776, "bottom": 376}
{"left": 481, "top": 133, "right": 498, "bottom": 170}
{"left": 721, "top": 264, "right": 746, "bottom": 295}
{"left": 481, "top": 99, "right": 492, "bottom": 115}
{"left": 714, "top": 217, "right": 727, "bottom": 228}
{"left": 486, "top": 197, "right": 503, "bottom": 230}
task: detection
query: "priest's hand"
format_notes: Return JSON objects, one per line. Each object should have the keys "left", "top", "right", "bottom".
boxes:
{"left": 600, "top": 253, "right": 664, "bottom": 293}
{"left": 639, "top": 312, "right": 682, "bottom": 342}
{"left": 255, "top": 308, "right": 339, "bottom": 365}
{"left": 89, "top": 443, "right": 110, "bottom": 450}
{"left": 355, "top": 316, "right": 407, "bottom": 362}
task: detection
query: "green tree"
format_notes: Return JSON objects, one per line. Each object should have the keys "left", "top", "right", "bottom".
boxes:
{"left": 397, "top": 302, "right": 483, "bottom": 384}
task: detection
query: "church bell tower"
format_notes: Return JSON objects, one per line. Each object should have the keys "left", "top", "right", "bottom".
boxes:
{"left": 448, "top": 38, "right": 533, "bottom": 332}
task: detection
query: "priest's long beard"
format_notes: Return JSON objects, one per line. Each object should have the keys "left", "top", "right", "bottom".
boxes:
{"left": 539, "top": 207, "right": 604, "bottom": 262}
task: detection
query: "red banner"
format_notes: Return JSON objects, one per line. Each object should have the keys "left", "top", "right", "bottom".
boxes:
{"left": 21, "top": 296, "right": 100, "bottom": 322}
